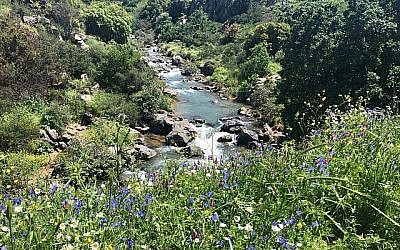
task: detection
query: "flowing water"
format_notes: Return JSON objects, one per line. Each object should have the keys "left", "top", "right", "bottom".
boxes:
{"left": 141, "top": 46, "right": 252, "bottom": 170}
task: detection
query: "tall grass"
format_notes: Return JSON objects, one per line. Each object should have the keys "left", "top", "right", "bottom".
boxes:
{"left": 0, "top": 107, "right": 399, "bottom": 249}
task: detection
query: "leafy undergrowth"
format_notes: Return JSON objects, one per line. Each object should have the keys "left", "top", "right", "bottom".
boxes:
{"left": 1, "top": 107, "right": 400, "bottom": 249}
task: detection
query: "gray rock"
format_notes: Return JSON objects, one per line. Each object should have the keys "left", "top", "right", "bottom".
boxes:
{"left": 220, "top": 119, "right": 245, "bottom": 134}
{"left": 217, "top": 135, "right": 233, "bottom": 143}
{"left": 236, "top": 129, "right": 259, "bottom": 147}
{"left": 166, "top": 131, "right": 193, "bottom": 147}
{"left": 166, "top": 120, "right": 197, "bottom": 147}
{"left": 129, "top": 145, "right": 157, "bottom": 160}
{"left": 58, "top": 142, "right": 68, "bottom": 150}
{"left": 180, "top": 145, "right": 204, "bottom": 157}
{"left": 45, "top": 127, "right": 60, "bottom": 142}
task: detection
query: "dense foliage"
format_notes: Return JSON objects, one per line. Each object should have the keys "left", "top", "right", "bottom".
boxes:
{"left": 2, "top": 108, "right": 400, "bottom": 248}
{"left": 82, "top": 2, "right": 132, "bottom": 43}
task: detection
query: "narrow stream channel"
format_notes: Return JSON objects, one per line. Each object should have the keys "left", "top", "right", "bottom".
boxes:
{"left": 141, "top": 46, "right": 253, "bottom": 170}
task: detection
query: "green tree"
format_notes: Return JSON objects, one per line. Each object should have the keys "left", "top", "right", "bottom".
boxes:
{"left": 155, "top": 12, "right": 177, "bottom": 41}
{"left": 82, "top": 2, "right": 132, "bottom": 43}
{"left": 244, "top": 21, "right": 290, "bottom": 56}
{"left": 95, "top": 43, "right": 146, "bottom": 94}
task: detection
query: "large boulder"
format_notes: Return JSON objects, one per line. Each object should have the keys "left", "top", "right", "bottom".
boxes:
{"left": 220, "top": 119, "right": 245, "bottom": 134}
{"left": 150, "top": 113, "right": 175, "bottom": 136}
{"left": 166, "top": 120, "right": 197, "bottom": 147}
{"left": 236, "top": 129, "right": 259, "bottom": 147}
{"left": 128, "top": 145, "right": 157, "bottom": 160}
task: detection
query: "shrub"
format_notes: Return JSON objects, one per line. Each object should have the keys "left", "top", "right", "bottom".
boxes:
{"left": 95, "top": 43, "right": 145, "bottom": 94}
{"left": 88, "top": 91, "right": 139, "bottom": 127}
{"left": 0, "top": 107, "right": 41, "bottom": 152}
{"left": 0, "top": 16, "right": 64, "bottom": 99}
{"left": 41, "top": 102, "right": 72, "bottom": 133}
{"left": 56, "top": 120, "right": 137, "bottom": 184}
{"left": 0, "top": 152, "right": 48, "bottom": 191}
{"left": 82, "top": 2, "right": 132, "bottom": 43}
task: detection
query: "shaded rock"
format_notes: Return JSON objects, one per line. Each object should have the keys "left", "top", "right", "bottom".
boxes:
{"left": 81, "top": 112, "right": 94, "bottom": 125}
{"left": 191, "top": 86, "right": 204, "bottom": 91}
{"left": 58, "top": 142, "right": 68, "bottom": 150}
{"left": 166, "top": 131, "right": 193, "bottom": 147}
{"left": 200, "top": 61, "right": 217, "bottom": 76}
{"left": 61, "top": 133, "right": 74, "bottom": 142}
{"left": 217, "top": 135, "right": 233, "bottom": 143}
{"left": 220, "top": 119, "right": 245, "bottom": 134}
{"left": 236, "top": 129, "right": 259, "bottom": 147}
{"left": 182, "top": 67, "right": 196, "bottom": 76}
{"left": 179, "top": 145, "right": 204, "bottom": 157}
{"left": 150, "top": 113, "right": 175, "bottom": 136}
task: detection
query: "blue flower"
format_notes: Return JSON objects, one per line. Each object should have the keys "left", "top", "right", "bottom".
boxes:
{"left": 311, "top": 221, "right": 320, "bottom": 228}
{"left": 216, "top": 240, "right": 225, "bottom": 247}
{"left": 126, "top": 239, "right": 135, "bottom": 249}
{"left": 49, "top": 184, "right": 58, "bottom": 195}
{"left": 206, "top": 191, "right": 213, "bottom": 198}
{"left": 138, "top": 210, "right": 145, "bottom": 218}
{"left": 120, "top": 187, "right": 129, "bottom": 196}
{"left": 277, "top": 234, "right": 290, "bottom": 249}
{"left": 247, "top": 245, "right": 256, "bottom": 250}
{"left": 189, "top": 196, "right": 194, "bottom": 204}
{"left": 28, "top": 189, "right": 36, "bottom": 197}
{"left": 100, "top": 217, "right": 107, "bottom": 226}
{"left": 189, "top": 207, "right": 194, "bottom": 215}
{"left": 12, "top": 197, "right": 22, "bottom": 205}
{"left": 295, "top": 210, "right": 303, "bottom": 217}
{"left": 211, "top": 212, "right": 219, "bottom": 222}
{"left": 285, "top": 217, "right": 296, "bottom": 226}
{"left": 145, "top": 194, "right": 153, "bottom": 202}
{"left": 129, "top": 195, "right": 135, "bottom": 204}
{"left": 21, "top": 231, "right": 28, "bottom": 237}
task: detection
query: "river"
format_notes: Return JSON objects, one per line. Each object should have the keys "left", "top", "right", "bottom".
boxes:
{"left": 141, "top": 45, "right": 253, "bottom": 170}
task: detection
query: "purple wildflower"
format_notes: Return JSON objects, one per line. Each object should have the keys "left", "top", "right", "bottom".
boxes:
{"left": 247, "top": 246, "right": 256, "bottom": 250}
{"left": 211, "top": 212, "right": 219, "bottom": 222}
{"left": 138, "top": 210, "right": 145, "bottom": 218}
{"left": 311, "top": 221, "right": 320, "bottom": 228}
{"left": 295, "top": 210, "right": 303, "bottom": 217}
{"left": 126, "top": 239, "right": 135, "bottom": 249}
{"left": 49, "top": 184, "right": 58, "bottom": 195}
{"left": 189, "top": 196, "right": 194, "bottom": 204}
{"left": 12, "top": 197, "right": 22, "bottom": 205}
{"left": 100, "top": 217, "right": 107, "bottom": 226}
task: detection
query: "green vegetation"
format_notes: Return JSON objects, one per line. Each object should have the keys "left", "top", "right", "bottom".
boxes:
{"left": 82, "top": 2, "right": 132, "bottom": 43}
{"left": 2, "top": 108, "right": 400, "bottom": 248}
{"left": 2, "top": 0, "right": 400, "bottom": 249}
